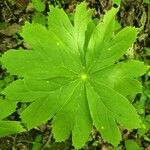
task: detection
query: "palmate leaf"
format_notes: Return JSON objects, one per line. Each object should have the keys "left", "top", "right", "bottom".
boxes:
{"left": 91, "top": 60, "right": 148, "bottom": 96}
{"left": 112, "top": 0, "right": 121, "bottom": 5}
{"left": 32, "top": 0, "right": 45, "bottom": 12}
{"left": 0, "top": 99, "right": 17, "bottom": 119}
{"left": 0, "top": 98, "right": 24, "bottom": 137}
{"left": 1, "top": 2, "right": 148, "bottom": 148}
{"left": 0, "top": 121, "right": 25, "bottom": 137}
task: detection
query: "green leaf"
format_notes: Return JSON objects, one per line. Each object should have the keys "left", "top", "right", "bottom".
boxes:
{"left": 32, "top": 135, "right": 42, "bottom": 150}
{"left": 20, "top": 81, "right": 79, "bottom": 129}
{"left": 32, "top": 12, "right": 47, "bottom": 25}
{"left": 84, "top": 21, "right": 95, "bottom": 51}
{"left": 143, "top": 0, "right": 150, "bottom": 4}
{"left": 32, "top": 0, "right": 45, "bottom": 12}
{"left": 24, "top": 77, "right": 73, "bottom": 92}
{"left": 112, "top": 0, "right": 121, "bottom": 5}
{"left": 21, "top": 81, "right": 92, "bottom": 149}
{"left": 0, "top": 121, "right": 25, "bottom": 137}
{"left": 88, "top": 82, "right": 141, "bottom": 128}
{"left": 0, "top": 99, "right": 16, "bottom": 119}
{"left": 21, "top": 92, "right": 59, "bottom": 128}
{"left": 113, "top": 78, "right": 142, "bottom": 96}
{"left": 114, "top": 146, "right": 122, "bottom": 150}
{"left": 86, "top": 81, "right": 141, "bottom": 145}
{"left": 52, "top": 81, "right": 81, "bottom": 141}
{"left": 86, "top": 7, "right": 137, "bottom": 72}
{"left": 87, "top": 26, "right": 138, "bottom": 72}
{"left": 91, "top": 60, "right": 147, "bottom": 96}
{"left": 1, "top": 2, "right": 147, "bottom": 149}
{"left": 20, "top": 22, "right": 82, "bottom": 73}
{"left": 52, "top": 83, "right": 92, "bottom": 149}
{"left": 74, "top": 2, "right": 93, "bottom": 53}
{"left": 86, "top": 7, "right": 119, "bottom": 67}
{"left": 2, "top": 80, "right": 46, "bottom": 102}
{"left": 125, "top": 140, "right": 141, "bottom": 150}
{"left": 1, "top": 49, "right": 51, "bottom": 78}
{"left": 86, "top": 83, "right": 121, "bottom": 145}
{"left": 48, "top": 6, "right": 77, "bottom": 54}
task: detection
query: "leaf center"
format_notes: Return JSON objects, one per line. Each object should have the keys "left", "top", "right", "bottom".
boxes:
{"left": 80, "top": 73, "right": 88, "bottom": 81}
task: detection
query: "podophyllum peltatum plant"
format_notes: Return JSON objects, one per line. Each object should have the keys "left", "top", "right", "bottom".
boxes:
{"left": 0, "top": 2, "right": 148, "bottom": 148}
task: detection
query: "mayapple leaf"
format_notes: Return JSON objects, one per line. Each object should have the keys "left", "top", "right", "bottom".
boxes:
{"left": 0, "top": 99, "right": 17, "bottom": 119}
{"left": 1, "top": 49, "right": 77, "bottom": 79}
{"left": 48, "top": 5, "right": 77, "bottom": 54}
{"left": 1, "top": 2, "right": 147, "bottom": 149}
{"left": 20, "top": 81, "right": 80, "bottom": 129}
{"left": 143, "top": 0, "right": 150, "bottom": 4}
{"left": 0, "top": 121, "right": 25, "bottom": 137}
{"left": 74, "top": 2, "right": 93, "bottom": 53}
{"left": 2, "top": 80, "right": 47, "bottom": 102}
{"left": 86, "top": 7, "right": 119, "bottom": 70}
{"left": 112, "top": 0, "right": 121, "bottom": 5}
{"left": 125, "top": 140, "right": 141, "bottom": 150}
{"left": 86, "top": 82, "right": 121, "bottom": 145}
{"left": 20, "top": 22, "right": 82, "bottom": 73}
{"left": 1, "top": 49, "right": 51, "bottom": 78}
{"left": 32, "top": 0, "right": 45, "bottom": 12}
{"left": 87, "top": 26, "right": 138, "bottom": 72}
{"left": 87, "top": 81, "right": 141, "bottom": 129}
{"left": 91, "top": 60, "right": 148, "bottom": 96}
{"left": 52, "top": 82, "right": 92, "bottom": 149}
